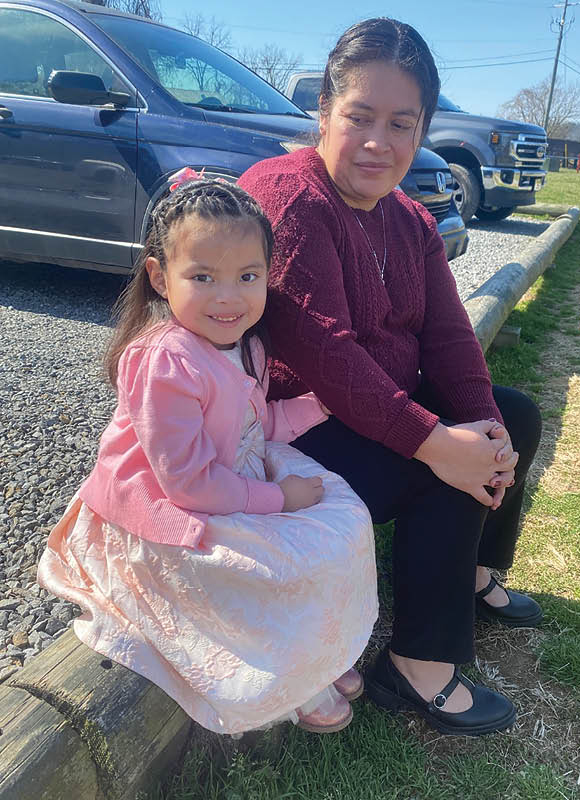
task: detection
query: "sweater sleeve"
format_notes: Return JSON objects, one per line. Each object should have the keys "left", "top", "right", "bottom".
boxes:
{"left": 415, "top": 208, "right": 503, "bottom": 425}
{"left": 120, "top": 346, "right": 284, "bottom": 515}
{"left": 264, "top": 193, "right": 439, "bottom": 458}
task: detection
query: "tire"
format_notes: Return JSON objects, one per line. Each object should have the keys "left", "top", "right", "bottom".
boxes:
{"left": 449, "top": 163, "right": 481, "bottom": 223}
{"left": 474, "top": 206, "right": 514, "bottom": 222}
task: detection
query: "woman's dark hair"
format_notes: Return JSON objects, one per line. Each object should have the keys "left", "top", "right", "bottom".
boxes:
{"left": 320, "top": 18, "right": 440, "bottom": 139}
{"left": 105, "top": 179, "right": 273, "bottom": 388}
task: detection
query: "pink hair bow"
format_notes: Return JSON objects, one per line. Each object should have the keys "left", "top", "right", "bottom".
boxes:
{"left": 169, "top": 166, "right": 205, "bottom": 192}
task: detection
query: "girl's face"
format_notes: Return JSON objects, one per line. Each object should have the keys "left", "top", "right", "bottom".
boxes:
{"left": 318, "top": 61, "right": 424, "bottom": 210}
{"left": 146, "top": 216, "right": 268, "bottom": 349}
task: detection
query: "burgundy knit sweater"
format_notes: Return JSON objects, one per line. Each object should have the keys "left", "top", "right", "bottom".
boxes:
{"left": 239, "top": 147, "right": 501, "bottom": 459}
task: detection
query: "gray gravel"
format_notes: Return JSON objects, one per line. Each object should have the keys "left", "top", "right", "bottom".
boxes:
{"left": 0, "top": 214, "right": 551, "bottom": 681}
{"left": 453, "top": 215, "right": 550, "bottom": 301}
{"left": 0, "top": 262, "right": 123, "bottom": 681}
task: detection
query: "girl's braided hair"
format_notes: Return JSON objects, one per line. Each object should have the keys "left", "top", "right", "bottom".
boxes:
{"left": 105, "top": 179, "right": 273, "bottom": 388}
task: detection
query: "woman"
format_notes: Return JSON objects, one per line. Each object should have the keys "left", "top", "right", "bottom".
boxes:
{"left": 239, "top": 17, "right": 542, "bottom": 737}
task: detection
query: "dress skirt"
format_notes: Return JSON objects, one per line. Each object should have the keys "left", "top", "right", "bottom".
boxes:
{"left": 37, "top": 439, "right": 378, "bottom": 735}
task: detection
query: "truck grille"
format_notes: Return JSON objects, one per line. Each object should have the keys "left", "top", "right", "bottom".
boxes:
{"left": 413, "top": 170, "right": 453, "bottom": 222}
{"left": 510, "top": 133, "right": 547, "bottom": 167}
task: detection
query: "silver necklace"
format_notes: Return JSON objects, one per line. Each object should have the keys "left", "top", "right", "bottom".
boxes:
{"left": 352, "top": 200, "right": 387, "bottom": 282}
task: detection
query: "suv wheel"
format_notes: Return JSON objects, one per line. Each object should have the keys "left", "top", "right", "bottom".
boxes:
{"left": 474, "top": 206, "right": 514, "bottom": 222}
{"left": 449, "top": 164, "right": 480, "bottom": 223}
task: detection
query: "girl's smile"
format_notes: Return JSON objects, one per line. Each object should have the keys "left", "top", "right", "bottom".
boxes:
{"left": 146, "top": 216, "right": 268, "bottom": 349}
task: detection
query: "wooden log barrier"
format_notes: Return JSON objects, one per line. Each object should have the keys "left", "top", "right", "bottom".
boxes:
{"left": 0, "top": 630, "right": 192, "bottom": 800}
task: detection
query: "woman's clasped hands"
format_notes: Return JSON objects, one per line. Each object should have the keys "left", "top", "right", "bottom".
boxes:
{"left": 415, "top": 419, "right": 519, "bottom": 510}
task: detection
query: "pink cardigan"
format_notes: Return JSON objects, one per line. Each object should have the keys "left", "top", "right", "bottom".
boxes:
{"left": 79, "top": 321, "right": 328, "bottom": 549}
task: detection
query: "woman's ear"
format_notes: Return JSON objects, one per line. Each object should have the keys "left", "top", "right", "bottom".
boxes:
{"left": 145, "top": 257, "right": 168, "bottom": 298}
{"left": 318, "top": 109, "right": 327, "bottom": 140}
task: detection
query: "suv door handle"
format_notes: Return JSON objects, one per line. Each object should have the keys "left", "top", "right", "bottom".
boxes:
{"left": 0, "top": 105, "right": 14, "bottom": 120}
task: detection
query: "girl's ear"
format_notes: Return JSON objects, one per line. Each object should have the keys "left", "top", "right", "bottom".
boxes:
{"left": 146, "top": 257, "right": 168, "bottom": 298}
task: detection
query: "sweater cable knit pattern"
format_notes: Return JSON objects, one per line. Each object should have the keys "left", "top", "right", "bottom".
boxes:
{"left": 239, "top": 147, "right": 501, "bottom": 458}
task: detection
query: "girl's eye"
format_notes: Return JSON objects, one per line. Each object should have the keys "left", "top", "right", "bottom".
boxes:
{"left": 192, "top": 274, "right": 213, "bottom": 283}
{"left": 240, "top": 272, "right": 258, "bottom": 283}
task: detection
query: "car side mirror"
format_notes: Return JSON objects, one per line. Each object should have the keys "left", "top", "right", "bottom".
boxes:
{"left": 48, "top": 70, "right": 131, "bottom": 108}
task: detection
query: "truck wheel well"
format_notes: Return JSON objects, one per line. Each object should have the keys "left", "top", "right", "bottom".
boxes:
{"left": 433, "top": 148, "right": 481, "bottom": 183}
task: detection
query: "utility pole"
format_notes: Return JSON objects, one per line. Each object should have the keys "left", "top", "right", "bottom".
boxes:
{"left": 543, "top": 0, "right": 579, "bottom": 131}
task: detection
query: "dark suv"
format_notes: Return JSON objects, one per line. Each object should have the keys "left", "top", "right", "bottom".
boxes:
{"left": 0, "top": 0, "right": 467, "bottom": 274}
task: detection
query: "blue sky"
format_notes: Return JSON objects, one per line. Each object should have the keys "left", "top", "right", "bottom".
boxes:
{"left": 161, "top": 0, "right": 580, "bottom": 118}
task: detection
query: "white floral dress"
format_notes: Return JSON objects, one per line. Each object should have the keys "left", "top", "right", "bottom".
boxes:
{"left": 37, "top": 344, "right": 378, "bottom": 735}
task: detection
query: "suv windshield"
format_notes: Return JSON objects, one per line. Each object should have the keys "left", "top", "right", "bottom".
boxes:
{"left": 437, "top": 94, "right": 464, "bottom": 112}
{"left": 93, "top": 14, "right": 307, "bottom": 115}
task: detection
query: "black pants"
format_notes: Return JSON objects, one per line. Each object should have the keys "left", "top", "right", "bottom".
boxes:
{"left": 293, "top": 386, "right": 542, "bottom": 664}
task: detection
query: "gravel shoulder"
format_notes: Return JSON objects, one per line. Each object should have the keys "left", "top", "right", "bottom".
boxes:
{"left": 0, "top": 214, "right": 552, "bottom": 681}
{"left": 453, "top": 215, "right": 549, "bottom": 301}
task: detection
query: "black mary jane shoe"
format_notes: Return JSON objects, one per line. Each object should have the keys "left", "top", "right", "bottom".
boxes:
{"left": 475, "top": 574, "right": 543, "bottom": 628}
{"left": 366, "top": 650, "right": 516, "bottom": 737}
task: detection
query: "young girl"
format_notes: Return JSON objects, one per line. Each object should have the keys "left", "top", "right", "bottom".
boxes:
{"left": 37, "top": 177, "right": 378, "bottom": 736}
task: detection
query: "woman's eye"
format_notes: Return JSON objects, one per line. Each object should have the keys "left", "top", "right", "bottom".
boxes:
{"left": 240, "top": 272, "right": 258, "bottom": 283}
{"left": 348, "top": 115, "right": 367, "bottom": 125}
{"left": 192, "top": 274, "right": 213, "bottom": 283}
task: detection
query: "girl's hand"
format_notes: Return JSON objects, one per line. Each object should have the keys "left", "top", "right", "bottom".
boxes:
{"left": 279, "top": 475, "right": 324, "bottom": 511}
{"left": 414, "top": 420, "right": 519, "bottom": 508}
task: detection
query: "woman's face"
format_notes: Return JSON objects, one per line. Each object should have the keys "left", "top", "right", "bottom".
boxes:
{"left": 317, "top": 61, "right": 424, "bottom": 210}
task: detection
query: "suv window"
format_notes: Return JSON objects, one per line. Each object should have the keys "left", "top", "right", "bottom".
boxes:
{"left": 0, "top": 8, "right": 130, "bottom": 99}
{"left": 94, "top": 14, "right": 306, "bottom": 115}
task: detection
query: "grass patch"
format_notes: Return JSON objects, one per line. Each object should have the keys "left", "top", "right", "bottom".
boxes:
{"left": 158, "top": 229, "right": 580, "bottom": 800}
{"left": 534, "top": 169, "right": 580, "bottom": 207}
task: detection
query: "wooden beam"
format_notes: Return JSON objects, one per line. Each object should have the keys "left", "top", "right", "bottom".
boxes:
{"left": 0, "top": 631, "right": 193, "bottom": 800}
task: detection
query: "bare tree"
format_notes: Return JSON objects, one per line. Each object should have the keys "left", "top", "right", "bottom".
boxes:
{"left": 497, "top": 77, "right": 580, "bottom": 138}
{"left": 83, "top": 0, "right": 162, "bottom": 20}
{"left": 176, "top": 14, "right": 233, "bottom": 96}
{"left": 237, "top": 44, "right": 301, "bottom": 91}
{"left": 180, "top": 13, "right": 233, "bottom": 52}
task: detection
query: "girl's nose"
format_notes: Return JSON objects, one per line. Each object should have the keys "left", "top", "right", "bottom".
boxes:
{"left": 215, "top": 284, "right": 241, "bottom": 302}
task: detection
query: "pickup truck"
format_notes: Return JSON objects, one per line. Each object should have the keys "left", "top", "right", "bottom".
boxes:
{"left": 285, "top": 73, "right": 548, "bottom": 222}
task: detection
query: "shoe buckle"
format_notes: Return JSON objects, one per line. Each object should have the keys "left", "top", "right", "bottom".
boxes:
{"left": 433, "top": 693, "right": 447, "bottom": 709}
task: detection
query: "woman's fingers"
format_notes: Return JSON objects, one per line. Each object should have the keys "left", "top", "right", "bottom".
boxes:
{"left": 488, "top": 469, "right": 515, "bottom": 488}
{"left": 490, "top": 486, "right": 506, "bottom": 511}
{"left": 471, "top": 485, "right": 495, "bottom": 507}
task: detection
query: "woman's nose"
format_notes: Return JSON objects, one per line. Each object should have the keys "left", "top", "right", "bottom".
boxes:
{"left": 365, "top": 127, "right": 392, "bottom": 153}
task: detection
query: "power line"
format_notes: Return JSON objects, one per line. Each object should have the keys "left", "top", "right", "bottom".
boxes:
{"left": 560, "top": 57, "right": 580, "bottom": 75}
{"left": 443, "top": 49, "right": 554, "bottom": 63}
{"left": 439, "top": 57, "right": 554, "bottom": 70}
{"left": 544, "top": 0, "right": 579, "bottom": 128}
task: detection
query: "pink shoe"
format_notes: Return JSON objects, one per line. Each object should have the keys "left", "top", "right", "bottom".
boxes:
{"left": 333, "top": 667, "right": 364, "bottom": 701}
{"left": 297, "top": 693, "right": 353, "bottom": 733}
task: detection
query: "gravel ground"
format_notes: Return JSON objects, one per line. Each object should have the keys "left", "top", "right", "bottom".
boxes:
{"left": 0, "top": 214, "right": 551, "bottom": 682}
{"left": 453, "top": 215, "right": 550, "bottom": 301}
